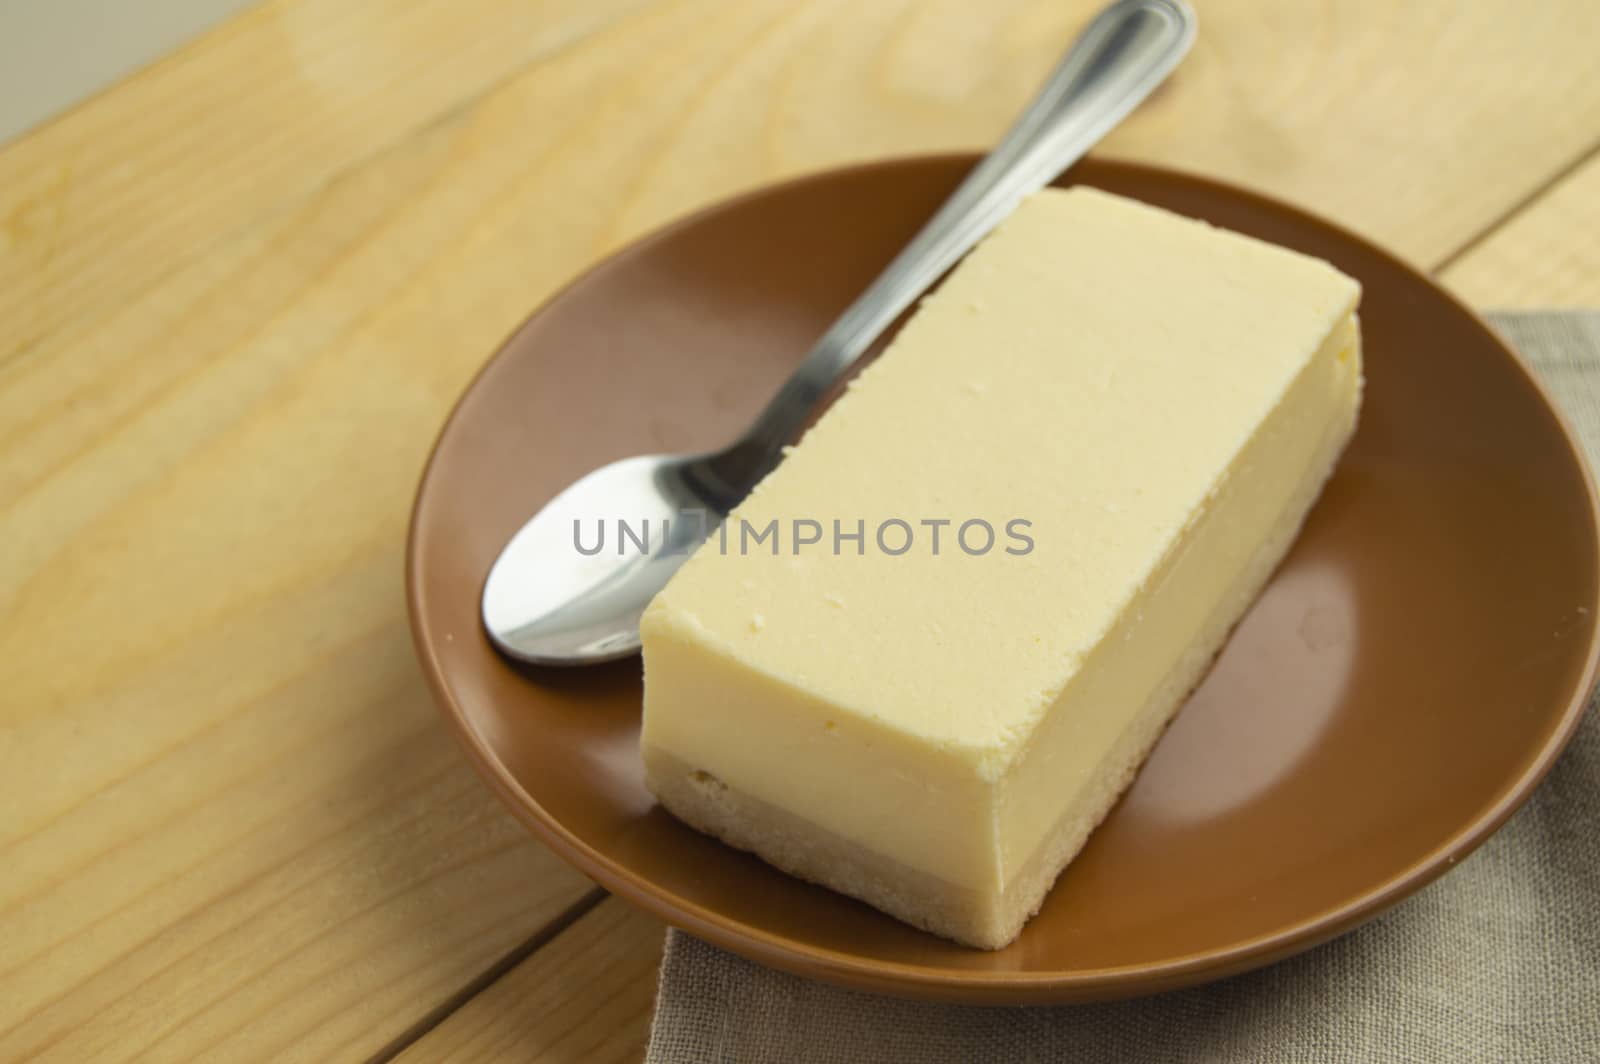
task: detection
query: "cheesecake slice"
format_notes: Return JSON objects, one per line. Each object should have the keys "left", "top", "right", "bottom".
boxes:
{"left": 639, "top": 186, "right": 1362, "bottom": 949}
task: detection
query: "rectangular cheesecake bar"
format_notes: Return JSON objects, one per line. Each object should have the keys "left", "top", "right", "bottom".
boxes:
{"left": 639, "top": 186, "right": 1362, "bottom": 949}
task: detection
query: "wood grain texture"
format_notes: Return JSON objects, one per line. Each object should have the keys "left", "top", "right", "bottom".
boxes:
{"left": 0, "top": 0, "right": 652, "bottom": 363}
{"left": 0, "top": 114, "right": 601, "bottom": 1063}
{"left": 6, "top": 0, "right": 1600, "bottom": 368}
{"left": 395, "top": 898, "right": 664, "bottom": 1064}
{"left": 1442, "top": 150, "right": 1600, "bottom": 307}
{"left": 1, "top": 0, "right": 1597, "bottom": 1060}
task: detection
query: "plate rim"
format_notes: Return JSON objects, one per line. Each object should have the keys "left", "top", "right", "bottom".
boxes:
{"left": 405, "top": 153, "right": 1600, "bottom": 1003}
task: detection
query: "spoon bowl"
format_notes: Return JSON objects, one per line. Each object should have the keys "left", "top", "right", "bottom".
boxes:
{"left": 483, "top": 454, "right": 720, "bottom": 663}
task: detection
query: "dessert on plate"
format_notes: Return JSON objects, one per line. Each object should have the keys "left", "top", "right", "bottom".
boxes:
{"left": 639, "top": 186, "right": 1363, "bottom": 949}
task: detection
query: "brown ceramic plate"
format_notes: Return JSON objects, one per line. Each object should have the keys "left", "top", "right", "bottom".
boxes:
{"left": 406, "top": 156, "right": 1600, "bottom": 1003}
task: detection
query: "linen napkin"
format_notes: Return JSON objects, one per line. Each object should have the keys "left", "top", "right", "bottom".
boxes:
{"left": 645, "top": 312, "right": 1600, "bottom": 1064}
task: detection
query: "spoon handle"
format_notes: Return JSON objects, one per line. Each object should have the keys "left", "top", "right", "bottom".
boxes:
{"left": 715, "top": 0, "right": 1195, "bottom": 488}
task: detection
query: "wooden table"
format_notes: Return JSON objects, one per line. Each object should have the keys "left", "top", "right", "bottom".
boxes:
{"left": 3, "top": 1, "right": 1598, "bottom": 1059}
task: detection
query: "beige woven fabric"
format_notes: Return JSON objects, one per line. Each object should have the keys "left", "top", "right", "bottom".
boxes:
{"left": 645, "top": 312, "right": 1600, "bottom": 1064}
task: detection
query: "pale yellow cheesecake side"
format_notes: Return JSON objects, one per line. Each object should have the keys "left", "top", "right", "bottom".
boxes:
{"left": 639, "top": 186, "right": 1363, "bottom": 949}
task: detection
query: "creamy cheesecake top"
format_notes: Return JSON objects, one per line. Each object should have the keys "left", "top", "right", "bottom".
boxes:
{"left": 648, "top": 186, "right": 1360, "bottom": 766}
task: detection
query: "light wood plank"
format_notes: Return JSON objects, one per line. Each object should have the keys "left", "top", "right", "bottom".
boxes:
{"left": 0, "top": 4, "right": 828, "bottom": 1056}
{"left": 3, "top": 0, "right": 1599, "bottom": 1060}
{"left": 1442, "top": 152, "right": 1600, "bottom": 307}
{"left": 0, "top": 0, "right": 653, "bottom": 363}
{"left": 0, "top": 73, "right": 610, "bottom": 1064}
{"left": 5, "top": 0, "right": 1600, "bottom": 369}
{"left": 394, "top": 899, "right": 664, "bottom": 1064}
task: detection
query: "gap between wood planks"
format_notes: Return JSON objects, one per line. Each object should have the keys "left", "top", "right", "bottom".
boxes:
{"left": 363, "top": 888, "right": 609, "bottom": 1064}
{"left": 1432, "top": 135, "right": 1600, "bottom": 277}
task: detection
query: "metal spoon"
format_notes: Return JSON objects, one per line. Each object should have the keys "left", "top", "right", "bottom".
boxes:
{"left": 483, "top": 0, "right": 1196, "bottom": 665}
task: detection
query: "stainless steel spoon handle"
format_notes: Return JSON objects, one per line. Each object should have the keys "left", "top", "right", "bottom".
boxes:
{"left": 715, "top": 0, "right": 1194, "bottom": 487}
